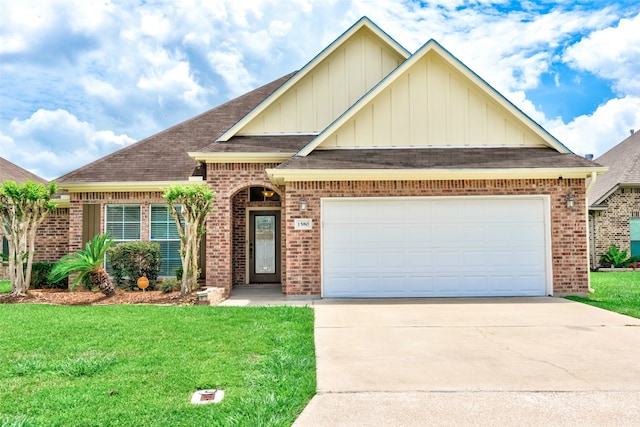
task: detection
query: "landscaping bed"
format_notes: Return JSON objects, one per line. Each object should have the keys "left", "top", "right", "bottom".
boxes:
{"left": 0, "top": 288, "right": 197, "bottom": 305}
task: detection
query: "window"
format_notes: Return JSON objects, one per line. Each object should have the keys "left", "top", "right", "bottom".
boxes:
{"left": 249, "top": 186, "right": 280, "bottom": 202}
{"left": 151, "top": 205, "right": 183, "bottom": 277}
{"left": 105, "top": 205, "right": 141, "bottom": 240}
{"left": 631, "top": 218, "right": 640, "bottom": 257}
{"left": 105, "top": 205, "right": 141, "bottom": 273}
{"left": 1, "top": 236, "right": 8, "bottom": 259}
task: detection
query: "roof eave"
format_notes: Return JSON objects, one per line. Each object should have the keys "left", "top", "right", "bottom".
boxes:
{"left": 58, "top": 179, "right": 204, "bottom": 193}
{"left": 266, "top": 167, "right": 608, "bottom": 186}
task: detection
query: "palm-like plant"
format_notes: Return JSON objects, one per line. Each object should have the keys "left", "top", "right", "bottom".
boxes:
{"left": 49, "top": 233, "right": 116, "bottom": 296}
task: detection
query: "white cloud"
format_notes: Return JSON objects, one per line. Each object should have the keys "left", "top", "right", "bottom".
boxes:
{"left": 547, "top": 96, "right": 640, "bottom": 157}
{"left": 208, "top": 48, "right": 255, "bottom": 96}
{"left": 563, "top": 13, "right": 640, "bottom": 95}
{"left": 2, "top": 0, "right": 640, "bottom": 181}
{"left": 1, "top": 109, "right": 135, "bottom": 180}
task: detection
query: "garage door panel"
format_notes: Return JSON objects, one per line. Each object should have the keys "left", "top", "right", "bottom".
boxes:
{"left": 432, "top": 227, "right": 461, "bottom": 245}
{"left": 352, "top": 251, "right": 380, "bottom": 269}
{"left": 322, "top": 197, "right": 549, "bottom": 297}
{"left": 434, "top": 250, "right": 461, "bottom": 267}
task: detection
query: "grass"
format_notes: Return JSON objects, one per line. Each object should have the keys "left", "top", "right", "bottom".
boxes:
{"left": 0, "top": 305, "right": 316, "bottom": 426}
{"left": 567, "top": 272, "right": 640, "bottom": 318}
{"left": 0, "top": 280, "right": 10, "bottom": 294}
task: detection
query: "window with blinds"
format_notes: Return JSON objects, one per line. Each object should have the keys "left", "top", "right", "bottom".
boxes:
{"left": 105, "top": 205, "right": 141, "bottom": 240}
{"left": 151, "top": 205, "right": 184, "bottom": 277}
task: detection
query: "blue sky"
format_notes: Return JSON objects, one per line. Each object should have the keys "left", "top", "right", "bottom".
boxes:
{"left": 1, "top": 0, "right": 639, "bottom": 180}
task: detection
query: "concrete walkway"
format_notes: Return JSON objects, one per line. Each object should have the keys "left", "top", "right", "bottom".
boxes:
{"left": 293, "top": 297, "right": 640, "bottom": 426}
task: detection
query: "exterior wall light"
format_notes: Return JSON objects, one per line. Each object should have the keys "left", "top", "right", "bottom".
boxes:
{"left": 566, "top": 193, "right": 575, "bottom": 209}
{"left": 299, "top": 198, "right": 308, "bottom": 212}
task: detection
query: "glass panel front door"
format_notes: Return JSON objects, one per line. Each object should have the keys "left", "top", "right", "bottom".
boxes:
{"left": 249, "top": 211, "right": 281, "bottom": 283}
{"left": 255, "top": 215, "right": 276, "bottom": 274}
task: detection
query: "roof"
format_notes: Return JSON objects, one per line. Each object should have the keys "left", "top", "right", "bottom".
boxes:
{"left": 0, "top": 157, "right": 48, "bottom": 184}
{"left": 277, "top": 147, "right": 598, "bottom": 170}
{"left": 198, "top": 135, "right": 314, "bottom": 154}
{"left": 589, "top": 131, "right": 640, "bottom": 207}
{"left": 56, "top": 73, "right": 295, "bottom": 186}
{"left": 266, "top": 147, "right": 605, "bottom": 184}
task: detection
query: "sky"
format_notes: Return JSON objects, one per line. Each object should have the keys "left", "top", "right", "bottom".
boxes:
{"left": 1, "top": 0, "right": 640, "bottom": 181}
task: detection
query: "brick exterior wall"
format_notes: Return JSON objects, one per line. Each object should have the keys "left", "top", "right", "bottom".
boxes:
{"left": 59, "top": 175, "right": 589, "bottom": 298}
{"left": 35, "top": 207, "right": 69, "bottom": 262}
{"left": 589, "top": 187, "right": 640, "bottom": 268}
{"left": 68, "top": 192, "right": 168, "bottom": 254}
{"left": 0, "top": 208, "right": 69, "bottom": 281}
{"left": 206, "top": 163, "right": 283, "bottom": 293}
{"left": 284, "top": 178, "right": 588, "bottom": 296}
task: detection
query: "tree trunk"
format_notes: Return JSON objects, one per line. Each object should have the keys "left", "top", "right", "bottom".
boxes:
{"left": 90, "top": 267, "right": 115, "bottom": 296}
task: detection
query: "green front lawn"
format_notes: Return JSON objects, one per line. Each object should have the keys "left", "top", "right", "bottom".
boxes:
{"left": 567, "top": 272, "right": 640, "bottom": 318}
{"left": 0, "top": 280, "right": 10, "bottom": 294}
{"left": 0, "top": 305, "right": 316, "bottom": 426}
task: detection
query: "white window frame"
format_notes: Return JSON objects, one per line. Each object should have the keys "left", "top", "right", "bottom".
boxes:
{"left": 104, "top": 205, "right": 141, "bottom": 273}
{"left": 150, "top": 205, "right": 183, "bottom": 278}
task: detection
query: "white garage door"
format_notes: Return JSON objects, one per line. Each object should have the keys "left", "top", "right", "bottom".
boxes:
{"left": 322, "top": 196, "right": 550, "bottom": 298}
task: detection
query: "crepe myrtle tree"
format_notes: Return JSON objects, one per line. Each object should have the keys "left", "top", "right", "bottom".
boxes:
{"left": 163, "top": 183, "right": 215, "bottom": 295}
{"left": 0, "top": 179, "right": 57, "bottom": 296}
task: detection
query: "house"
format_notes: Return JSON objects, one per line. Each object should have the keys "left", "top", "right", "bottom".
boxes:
{"left": 588, "top": 130, "right": 640, "bottom": 268}
{"left": 55, "top": 17, "right": 605, "bottom": 298}
{"left": 0, "top": 157, "right": 69, "bottom": 280}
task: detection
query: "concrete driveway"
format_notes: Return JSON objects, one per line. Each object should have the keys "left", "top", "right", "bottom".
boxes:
{"left": 294, "top": 298, "right": 640, "bottom": 426}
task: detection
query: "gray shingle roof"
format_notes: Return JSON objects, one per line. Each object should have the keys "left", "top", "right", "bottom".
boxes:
{"left": 0, "top": 157, "right": 48, "bottom": 184}
{"left": 588, "top": 131, "right": 640, "bottom": 206}
{"left": 56, "top": 73, "right": 295, "bottom": 184}
{"left": 199, "top": 135, "right": 316, "bottom": 153}
{"left": 277, "top": 147, "right": 600, "bottom": 170}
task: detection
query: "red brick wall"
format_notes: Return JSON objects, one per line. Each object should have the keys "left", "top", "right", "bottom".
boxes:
{"left": 35, "top": 208, "right": 69, "bottom": 262}
{"left": 68, "top": 191, "right": 166, "bottom": 253}
{"left": 206, "top": 163, "right": 283, "bottom": 293}
{"left": 284, "top": 178, "right": 588, "bottom": 296}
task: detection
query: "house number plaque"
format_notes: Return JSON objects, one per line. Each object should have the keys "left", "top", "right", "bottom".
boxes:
{"left": 294, "top": 218, "right": 313, "bottom": 230}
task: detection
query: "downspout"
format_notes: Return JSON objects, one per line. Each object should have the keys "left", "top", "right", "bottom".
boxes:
{"left": 585, "top": 171, "right": 597, "bottom": 293}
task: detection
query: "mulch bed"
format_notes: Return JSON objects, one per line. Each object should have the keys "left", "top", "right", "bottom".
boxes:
{"left": 0, "top": 288, "right": 200, "bottom": 306}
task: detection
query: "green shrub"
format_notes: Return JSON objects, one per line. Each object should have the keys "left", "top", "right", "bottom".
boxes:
{"left": 175, "top": 266, "right": 183, "bottom": 281}
{"left": 107, "top": 241, "right": 161, "bottom": 290}
{"left": 159, "top": 278, "right": 180, "bottom": 294}
{"left": 599, "top": 245, "right": 630, "bottom": 268}
{"left": 29, "top": 262, "right": 67, "bottom": 289}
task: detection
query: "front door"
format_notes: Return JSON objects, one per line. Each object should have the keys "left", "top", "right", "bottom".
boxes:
{"left": 249, "top": 211, "right": 281, "bottom": 283}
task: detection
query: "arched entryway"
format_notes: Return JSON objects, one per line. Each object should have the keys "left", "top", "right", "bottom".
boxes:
{"left": 231, "top": 185, "right": 283, "bottom": 288}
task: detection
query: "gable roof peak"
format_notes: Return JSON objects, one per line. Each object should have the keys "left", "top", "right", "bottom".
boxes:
{"left": 215, "top": 17, "right": 410, "bottom": 142}
{"left": 296, "top": 34, "right": 571, "bottom": 156}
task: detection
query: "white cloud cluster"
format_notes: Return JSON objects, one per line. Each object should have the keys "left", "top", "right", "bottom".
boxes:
{"left": 1, "top": 0, "right": 639, "bottom": 178}
{"left": 563, "top": 13, "right": 640, "bottom": 96}
{"left": 0, "top": 109, "right": 134, "bottom": 180}
{"left": 548, "top": 96, "right": 640, "bottom": 157}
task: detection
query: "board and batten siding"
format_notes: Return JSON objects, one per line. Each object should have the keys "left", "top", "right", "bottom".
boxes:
{"left": 318, "top": 51, "right": 544, "bottom": 149}
{"left": 239, "top": 28, "right": 405, "bottom": 135}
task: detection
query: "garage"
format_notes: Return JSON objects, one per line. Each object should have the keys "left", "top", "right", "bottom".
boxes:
{"left": 322, "top": 196, "right": 551, "bottom": 297}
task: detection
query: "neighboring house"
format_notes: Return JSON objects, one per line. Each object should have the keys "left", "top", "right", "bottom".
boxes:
{"left": 55, "top": 17, "right": 605, "bottom": 298}
{"left": 588, "top": 130, "right": 640, "bottom": 268}
{"left": 0, "top": 157, "right": 69, "bottom": 280}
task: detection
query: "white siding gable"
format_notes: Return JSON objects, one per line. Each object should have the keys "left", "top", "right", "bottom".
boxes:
{"left": 295, "top": 40, "right": 568, "bottom": 155}
{"left": 230, "top": 26, "right": 407, "bottom": 136}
